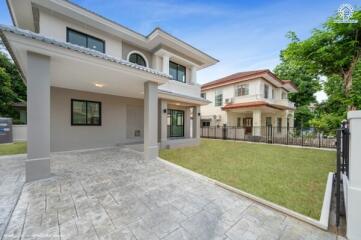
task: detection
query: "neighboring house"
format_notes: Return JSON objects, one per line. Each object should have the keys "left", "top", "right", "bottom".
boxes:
{"left": 1, "top": 0, "right": 217, "bottom": 181}
{"left": 200, "top": 70, "right": 297, "bottom": 138}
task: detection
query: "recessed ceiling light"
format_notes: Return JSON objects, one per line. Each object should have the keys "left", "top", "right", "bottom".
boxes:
{"left": 95, "top": 83, "right": 104, "bottom": 88}
{"left": 176, "top": 103, "right": 181, "bottom": 106}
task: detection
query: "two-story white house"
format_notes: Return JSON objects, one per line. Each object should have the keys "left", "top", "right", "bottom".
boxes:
{"left": 1, "top": 0, "right": 217, "bottom": 181}
{"left": 200, "top": 70, "right": 297, "bottom": 138}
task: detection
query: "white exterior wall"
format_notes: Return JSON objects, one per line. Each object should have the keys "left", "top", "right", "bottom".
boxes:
{"left": 51, "top": 87, "right": 144, "bottom": 152}
{"left": 38, "top": 10, "right": 201, "bottom": 99}
{"left": 39, "top": 10, "right": 123, "bottom": 59}
{"left": 12, "top": 125, "right": 27, "bottom": 141}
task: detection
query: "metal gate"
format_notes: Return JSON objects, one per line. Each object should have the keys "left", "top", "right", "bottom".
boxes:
{"left": 335, "top": 121, "right": 350, "bottom": 227}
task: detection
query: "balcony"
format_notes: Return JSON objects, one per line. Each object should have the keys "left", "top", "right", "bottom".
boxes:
{"left": 158, "top": 80, "right": 201, "bottom": 99}
{"left": 229, "top": 94, "right": 295, "bottom": 109}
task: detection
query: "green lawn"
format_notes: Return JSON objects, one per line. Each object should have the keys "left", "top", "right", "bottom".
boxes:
{"left": 0, "top": 141, "right": 27, "bottom": 156}
{"left": 160, "top": 139, "right": 335, "bottom": 219}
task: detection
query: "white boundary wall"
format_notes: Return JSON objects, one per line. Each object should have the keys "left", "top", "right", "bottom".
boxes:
{"left": 12, "top": 125, "right": 27, "bottom": 141}
{"left": 347, "top": 111, "right": 361, "bottom": 240}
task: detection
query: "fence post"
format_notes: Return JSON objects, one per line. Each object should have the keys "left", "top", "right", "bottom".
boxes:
{"left": 222, "top": 124, "right": 227, "bottom": 140}
{"left": 318, "top": 131, "right": 321, "bottom": 148}
{"left": 301, "top": 128, "right": 304, "bottom": 147}
{"left": 336, "top": 129, "right": 341, "bottom": 227}
{"left": 346, "top": 111, "right": 361, "bottom": 240}
{"left": 286, "top": 126, "right": 289, "bottom": 145}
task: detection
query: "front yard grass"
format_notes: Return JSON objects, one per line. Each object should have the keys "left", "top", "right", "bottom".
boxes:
{"left": 160, "top": 139, "right": 335, "bottom": 219}
{"left": 0, "top": 141, "right": 27, "bottom": 156}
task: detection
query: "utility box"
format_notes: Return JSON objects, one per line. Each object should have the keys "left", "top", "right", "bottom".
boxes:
{"left": 0, "top": 118, "right": 13, "bottom": 144}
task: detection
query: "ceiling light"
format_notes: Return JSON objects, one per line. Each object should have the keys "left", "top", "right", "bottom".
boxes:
{"left": 95, "top": 83, "right": 104, "bottom": 88}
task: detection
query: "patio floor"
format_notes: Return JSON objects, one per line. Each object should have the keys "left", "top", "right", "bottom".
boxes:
{"left": 1, "top": 147, "right": 340, "bottom": 240}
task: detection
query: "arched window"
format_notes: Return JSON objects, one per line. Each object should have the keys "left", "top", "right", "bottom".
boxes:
{"left": 128, "top": 52, "right": 147, "bottom": 67}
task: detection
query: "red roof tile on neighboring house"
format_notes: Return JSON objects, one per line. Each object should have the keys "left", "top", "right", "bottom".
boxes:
{"left": 201, "top": 69, "right": 298, "bottom": 92}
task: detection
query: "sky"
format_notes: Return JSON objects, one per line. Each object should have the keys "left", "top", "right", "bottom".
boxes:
{"left": 0, "top": 0, "right": 359, "bottom": 102}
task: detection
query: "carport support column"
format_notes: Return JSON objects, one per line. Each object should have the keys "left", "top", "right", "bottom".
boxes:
{"left": 160, "top": 99, "right": 168, "bottom": 147}
{"left": 26, "top": 52, "right": 51, "bottom": 182}
{"left": 347, "top": 111, "right": 361, "bottom": 240}
{"left": 144, "top": 81, "right": 159, "bottom": 160}
{"left": 193, "top": 106, "right": 200, "bottom": 139}
{"left": 252, "top": 110, "right": 261, "bottom": 136}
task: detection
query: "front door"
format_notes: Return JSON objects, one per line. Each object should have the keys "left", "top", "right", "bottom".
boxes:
{"left": 243, "top": 117, "right": 253, "bottom": 134}
{"left": 167, "top": 109, "right": 184, "bottom": 137}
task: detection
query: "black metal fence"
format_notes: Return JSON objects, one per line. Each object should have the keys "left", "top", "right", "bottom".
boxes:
{"left": 335, "top": 122, "right": 350, "bottom": 226}
{"left": 200, "top": 126, "right": 337, "bottom": 148}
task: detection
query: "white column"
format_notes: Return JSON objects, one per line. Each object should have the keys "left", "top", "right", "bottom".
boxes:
{"left": 253, "top": 110, "right": 261, "bottom": 136}
{"left": 184, "top": 108, "right": 191, "bottom": 138}
{"left": 160, "top": 99, "right": 168, "bottom": 147}
{"left": 193, "top": 106, "right": 200, "bottom": 139}
{"left": 347, "top": 111, "right": 361, "bottom": 240}
{"left": 144, "top": 81, "right": 159, "bottom": 160}
{"left": 162, "top": 55, "right": 170, "bottom": 75}
{"left": 191, "top": 66, "right": 197, "bottom": 85}
{"left": 26, "top": 52, "right": 51, "bottom": 182}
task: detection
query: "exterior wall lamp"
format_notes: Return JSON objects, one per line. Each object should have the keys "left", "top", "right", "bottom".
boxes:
{"left": 163, "top": 109, "right": 167, "bottom": 113}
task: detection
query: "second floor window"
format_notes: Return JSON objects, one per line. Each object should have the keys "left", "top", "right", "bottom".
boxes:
{"left": 282, "top": 91, "right": 288, "bottom": 99}
{"left": 67, "top": 28, "right": 105, "bottom": 53}
{"left": 264, "top": 84, "right": 269, "bottom": 99}
{"left": 201, "top": 93, "right": 206, "bottom": 99}
{"left": 235, "top": 84, "right": 249, "bottom": 96}
{"left": 215, "top": 90, "right": 223, "bottom": 106}
{"left": 169, "top": 61, "right": 186, "bottom": 83}
{"left": 129, "top": 53, "right": 147, "bottom": 67}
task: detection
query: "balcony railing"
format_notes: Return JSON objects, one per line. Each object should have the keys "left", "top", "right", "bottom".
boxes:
{"left": 230, "top": 94, "right": 295, "bottom": 108}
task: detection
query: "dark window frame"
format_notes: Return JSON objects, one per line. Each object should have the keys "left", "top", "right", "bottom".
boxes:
{"left": 169, "top": 61, "right": 186, "bottom": 83}
{"left": 66, "top": 28, "right": 105, "bottom": 53}
{"left": 277, "top": 118, "right": 282, "bottom": 133}
{"left": 71, "top": 99, "right": 102, "bottom": 126}
{"left": 129, "top": 53, "right": 147, "bottom": 67}
{"left": 201, "top": 92, "right": 206, "bottom": 99}
{"left": 167, "top": 109, "right": 185, "bottom": 137}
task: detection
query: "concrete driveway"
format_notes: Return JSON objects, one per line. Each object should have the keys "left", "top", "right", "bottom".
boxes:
{"left": 0, "top": 154, "right": 25, "bottom": 238}
{"left": 2, "top": 147, "right": 338, "bottom": 240}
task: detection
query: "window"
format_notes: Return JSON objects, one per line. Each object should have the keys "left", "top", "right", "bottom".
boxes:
{"left": 71, "top": 99, "right": 101, "bottom": 126}
{"left": 272, "top": 89, "right": 275, "bottom": 99}
{"left": 266, "top": 117, "right": 272, "bottom": 126}
{"left": 129, "top": 53, "right": 147, "bottom": 67}
{"left": 282, "top": 91, "right": 287, "bottom": 99}
{"left": 237, "top": 117, "right": 241, "bottom": 127}
{"left": 202, "top": 121, "right": 210, "bottom": 127}
{"left": 169, "top": 61, "right": 186, "bottom": 83}
{"left": 264, "top": 84, "right": 269, "bottom": 99}
{"left": 167, "top": 109, "right": 184, "bottom": 137}
{"left": 277, "top": 118, "right": 282, "bottom": 133}
{"left": 235, "top": 84, "right": 249, "bottom": 97}
{"left": 67, "top": 28, "right": 105, "bottom": 53}
{"left": 214, "top": 90, "right": 223, "bottom": 106}
{"left": 201, "top": 93, "right": 206, "bottom": 99}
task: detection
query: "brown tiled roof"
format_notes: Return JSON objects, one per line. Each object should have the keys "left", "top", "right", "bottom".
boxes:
{"left": 201, "top": 69, "right": 297, "bottom": 91}
{"left": 221, "top": 101, "right": 294, "bottom": 111}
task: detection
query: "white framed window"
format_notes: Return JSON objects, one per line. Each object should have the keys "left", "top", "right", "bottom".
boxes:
{"left": 235, "top": 84, "right": 249, "bottom": 97}
{"left": 215, "top": 90, "right": 223, "bottom": 106}
{"left": 127, "top": 50, "right": 149, "bottom": 67}
{"left": 201, "top": 92, "right": 206, "bottom": 99}
{"left": 264, "top": 84, "right": 269, "bottom": 99}
{"left": 282, "top": 91, "right": 287, "bottom": 99}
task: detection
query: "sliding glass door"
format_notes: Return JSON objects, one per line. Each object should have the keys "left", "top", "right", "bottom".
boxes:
{"left": 167, "top": 109, "right": 184, "bottom": 137}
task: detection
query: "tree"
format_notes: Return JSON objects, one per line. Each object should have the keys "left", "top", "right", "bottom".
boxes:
{"left": 281, "top": 10, "right": 361, "bottom": 109}
{"left": 0, "top": 67, "right": 16, "bottom": 116}
{"left": 274, "top": 33, "right": 321, "bottom": 128}
{"left": 0, "top": 39, "right": 26, "bottom": 118}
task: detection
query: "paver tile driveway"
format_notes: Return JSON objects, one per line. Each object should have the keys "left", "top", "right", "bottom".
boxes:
{"left": 2, "top": 147, "right": 338, "bottom": 240}
{"left": 0, "top": 154, "right": 25, "bottom": 238}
